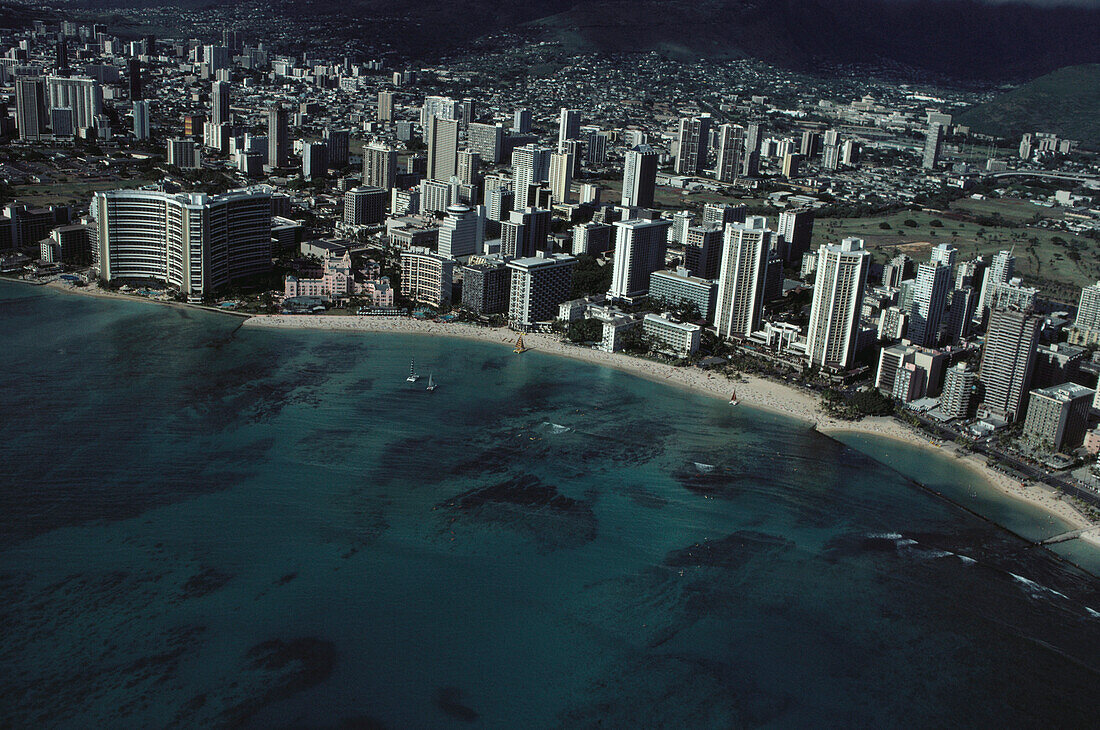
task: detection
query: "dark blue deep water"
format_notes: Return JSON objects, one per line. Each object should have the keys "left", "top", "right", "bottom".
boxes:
{"left": 2, "top": 281, "right": 1099, "bottom": 728}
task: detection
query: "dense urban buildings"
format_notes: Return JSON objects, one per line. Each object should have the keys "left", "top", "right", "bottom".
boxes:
{"left": 1, "top": 8, "right": 1098, "bottom": 512}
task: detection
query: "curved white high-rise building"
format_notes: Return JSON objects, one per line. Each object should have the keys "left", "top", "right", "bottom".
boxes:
{"left": 92, "top": 189, "right": 272, "bottom": 301}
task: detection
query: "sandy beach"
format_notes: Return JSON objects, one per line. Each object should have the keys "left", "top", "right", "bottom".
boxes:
{"left": 243, "top": 313, "right": 1100, "bottom": 542}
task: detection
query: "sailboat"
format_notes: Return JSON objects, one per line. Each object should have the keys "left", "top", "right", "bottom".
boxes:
{"left": 425, "top": 372, "right": 437, "bottom": 392}
{"left": 514, "top": 334, "right": 528, "bottom": 354}
{"left": 406, "top": 359, "right": 420, "bottom": 382}
{"left": 729, "top": 389, "right": 739, "bottom": 406}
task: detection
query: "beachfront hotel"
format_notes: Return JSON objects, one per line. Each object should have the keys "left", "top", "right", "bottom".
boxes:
{"left": 400, "top": 247, "right": 454, "bottom": 307}
{"left": 507, "top": 253, "right": 576, "bottom": 329}
{"left": 284, "top": 251, "right": 393, "bottom": 307}
{"left": 978, "top": 307, "right": 1043, "bottom": 422}
{"left": 805, "top": 237, "right": 870, "bottom": 370}
{"left": 91, "top": 188, "right": 272, "bottom": 302}
{"left": 714, "top": 216, "right": 772, "bottom": 339}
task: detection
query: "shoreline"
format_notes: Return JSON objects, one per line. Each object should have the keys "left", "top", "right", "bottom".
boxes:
{"left": 13, "top": 279, "right": 1098, "bottom": 549}
{"left": 243, "top": 314, "right": 1100, "bottom": 543}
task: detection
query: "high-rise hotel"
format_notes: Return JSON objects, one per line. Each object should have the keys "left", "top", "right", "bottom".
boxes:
{"left": 806, "top": 237, "right": 870, "bottom": 370}
{"left": 92, "top": 189, "right": 272, "bottom": 302}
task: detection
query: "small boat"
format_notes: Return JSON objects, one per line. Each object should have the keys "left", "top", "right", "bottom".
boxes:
{"left": 426, "top": 372, "right": 437, "bottom": 392}
{"left": 514, "top": 334, "right": 528, "bottom": 354}
{"left": 729, "top": 389, "right": 739, "bottom": 406}
{"left": 406, "top": 359, "right": 420, "bottom": 382}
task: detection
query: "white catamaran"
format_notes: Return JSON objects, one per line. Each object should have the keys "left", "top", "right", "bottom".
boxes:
{"left": 406, "top": 360, "right": 420, "bottom": 383}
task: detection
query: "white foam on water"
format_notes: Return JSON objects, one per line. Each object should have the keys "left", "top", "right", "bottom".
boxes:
{"left": 694, "top": 462, "right": 715, "bottom": 474}
{"left": 1010, "top": 572, "right": 1043, "bottom": 592}
{"left": 1010, "top": 573, "right": 1071, "bottom": 602}
{"left": 1086, "top": 607, "right": 1100, "bottom": 618}
{"left": 866, "top": 532, "right": 903, "bottom": 540}
{"left": 542, "top": 421, "right": 572, "bottom": 434}
{"left": 957, "top": 555, "right": 977, "bottom": 565}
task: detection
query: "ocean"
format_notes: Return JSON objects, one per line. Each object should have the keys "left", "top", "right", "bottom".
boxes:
{"left": 2, "top": 281, "right": 1098, "bottom": 728}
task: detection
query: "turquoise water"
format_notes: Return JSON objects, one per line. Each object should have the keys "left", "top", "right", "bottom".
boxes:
{"left": 2, "top": 281, "right": 1099, "bottom": 728}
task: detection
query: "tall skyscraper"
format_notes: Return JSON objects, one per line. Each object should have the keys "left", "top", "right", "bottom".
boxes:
{"left": 1069, "top": 281, "right": 1100, "bottom": 346}
{"left": 15, "top": 77, "right": 47, "bottom": 141}
{"left": 203, "top": 45, "right": 230, "bottom": 74}
{"left": 745, "top": 123, "right": 762, "bottom": 154}
{"left": 132, "top": 100, "right": 150, "bottom": 140}
{"left": 55, "top": 37, "right": 69, "bottom": 75}
{"left": 437, "top": 204, "right": 485, "bottom": 260}
{"left": 841, "top": 139, "right": 861, "bottom": 166}
{"left": 941, "top": 363, "right": 978, "bottom": 420}
{"left": 557, "top": 107, "right": 580, "bottom": 150}
{"left": 210, "top": 81, "right": 230, "bottom": 125}
{"left": 806, "top": 238, "right": 870, "bottom": 369}
{"left": 976, "top": 250, "right": 1015, "bottom": 314}
{"left": 776, "top": 208, "right": 814, "bottom": 264}
{"left": 683, "top": 223, "right": 724, "bottom": 281}
{"left": 548, "top": 151, "right": 574, "bottom": 204}
{"left": 127, "top": 57, "right": 142, "bottom": 100}
{"left": 740, "top": 149, "right": 761, "bottom": 178}
{"left": 426, "top": 116, "right": 458, "bottom": 183}
{"left": 510, "top": 144, "right": 551, "bottom": 211}
{"left": 781, "top": 152, "right": 803, "bottom": 179}
{"left": 583, "top": 126, "right": 607, "bottom": 165}
{"left": 468, "top": 122, "right": 504, "bottom": 163}
{"left": 715, "top": 124, "right": 743, "bottom": 183}
{"left": 362, "top": 143, "right": 397, "bottom": 191}
{"left": 907, "top": 262, "right": 952, "bottom": 347}
{"left": 323, "top": 128, "right": 349, "bottom": 169}
{"left": 513, "top": 108, "right": 531, "bottom": 134}
{"left": 703, "top": 203, "right": 746, "bottom": 227}
{"left": 714, "top": 216, "right": 772, "bottom": 339}
{"left": 608, "top": 218, "right": 672, "bottom": 300}
{"left": 923, "top": 123, "right": 944, "bottom": 170}
{"left": 343, "top": 186, "right": 385, "bottom": 226}
{"left": 621, "top": 145, "right": 658, "bottom": 208}
{"left": 979, "top": 307, "right": 1042, "bottom": 421}
{"left": 929, "top": 243, "right": 957, "bottom": 268}
{"left": 419, "top": 96, "right": 456, "bottom": 126}
{"left": 458, "top": 98, "right": 475, "bottom": 129}
{"left": 674, "top": 114, "right": 712, "bottom": 176}
{"left": 377, "top": 90, "right": 394, "bottom": 122}
{"left": 167, "top": 138, "right": 200, "bottom": 168}
{"left": 457, "top": 149, "right": 480, "bottom": 186}
{"left": 302, "top": 141, "right": 327, "bottom": 181}
{"left": 267, "top": 105, "right": 288, "bottom": 168}
{"left": 501, "top": 207, "right": 550, "bottom": 259}
{"left": 507, "top": 254, "right": 576, "bottom": 328}
{"left": 799, "top": 130, "right": 821, "bottom": 158}
{"left": 46, "top": 76, "right": 102, "bottom": 132}
{"left": 222, "top": 28, "right": 241, "bottom": 51}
